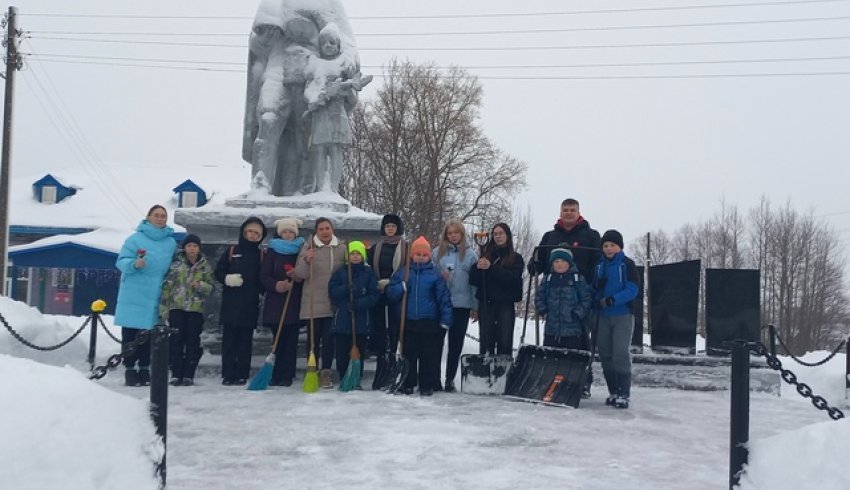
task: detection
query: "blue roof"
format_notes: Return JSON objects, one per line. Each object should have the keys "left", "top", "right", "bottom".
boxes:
{"left": 32, "top": 174, "right": 73, "bottom": 191}
{"left": 172, "top": 179, "right": 205, "bottom": 193}
{"left": 9, "top": 243, "right": 118, "bottom": 269}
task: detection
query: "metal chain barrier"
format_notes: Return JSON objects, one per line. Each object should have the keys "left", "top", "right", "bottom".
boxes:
{"left": 752, "top": 341, "right": 845, "bottom": 420}
{"left": 100, "top": 320, "right": 122, "bottom": 343}
{"left": 0, "top": 311, "right": 91, "bottom": 351}
{"left": 774, "top": 333, "right": 846, "bottom": 367}
{"left": 89, "top": 329, "right": 151, "bottom": 380}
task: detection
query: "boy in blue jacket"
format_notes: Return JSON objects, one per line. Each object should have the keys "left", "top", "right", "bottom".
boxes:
{"left": 592, "top": 230, "right": 640, "bottom": 409}
{"left": 329, "top": 241, "right": 380, "bottom": 385}
{"left": 535, "top": 248, "right": 593, "bottom": 350}
{"left": 387, "top": 236, "right": 453, "bottom": 396}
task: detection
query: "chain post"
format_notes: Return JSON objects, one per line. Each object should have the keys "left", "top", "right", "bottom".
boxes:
{"left": 726, "top": 340, "right": 751, "bottom": 490}
{"left": 87, "top": 300, "right": 107, "bottom": 369}
{"left": 846, "top": 336, "right": 850, "bottom": 407}
{"left": 149, "top": 323, "right": 169, "bottom": 487}
{"left": 768, "top": 324, "right": 777, "bottom": 358}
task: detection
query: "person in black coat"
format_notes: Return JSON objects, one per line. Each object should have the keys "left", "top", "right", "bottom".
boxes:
{"left": 469, "top": 223, "right": 525, "bottom": 356}
{"left": 215, "top": 216, "right": 267, "bottom": 385}
{"left": 366, "top": 214, "right": 406, "bottom": 362}
{"left": 530, "top": 198, "right": 601, "bottom": 283}
{"left": 259, "top": 217, "right": 305, "bottom": 387}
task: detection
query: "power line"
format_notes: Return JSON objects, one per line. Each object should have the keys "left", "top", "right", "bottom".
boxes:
{"left": 25, "top": 52, "right": 850, "bottom": 70}
{"left": 29, "top": 33, "right": 850, "bottom": 50}
{"left": 28, "top": 57, "right": 850, "bottom": 79}
{"left": 19, "top": 0, "right": 850, "bottom": 20}
{"left": 25, "top": 14, "right": 850, "bottom": 37}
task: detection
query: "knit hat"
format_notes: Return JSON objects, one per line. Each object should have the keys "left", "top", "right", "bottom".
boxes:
{"left": 348, "top": 240, "right": 367, "bottom": 260}
{"left": 549, "top": 247, "right": 574, "bottom": 266}
{"left": 274, "top": 217, "right": 302, "bottom": 237}
{"left": 601, "top": 229, "right": 624, "bottom": 249}
{"left": 181, "top": 234, "right": 201, "bottom": 249}
{"left": 410, "top": 236, "right": 431, "bottom": 258}
{"left": 380, "top": 214, "right": 404, "bottom": 236}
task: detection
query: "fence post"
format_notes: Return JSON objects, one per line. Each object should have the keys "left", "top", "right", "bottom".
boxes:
{"left": 845, "top": 336, "right": 850, "bottom": 407}
{"left": 768, "top": 324, "right": 777, "bottom": 358}
{"left": 149, "top": 323, "right": 169, "bottom": 487}
{"left": 87, "top": 313, "right": 98, "bottom": 369}
{"left": 88, "top": 299, "right": 107, "bottom": 369}
{"left": 728, "top": 340, "right": 750, "bottom": 490}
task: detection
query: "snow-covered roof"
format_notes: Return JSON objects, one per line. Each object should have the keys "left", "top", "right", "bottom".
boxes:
{"left": 10, "top": 162, "right": 252, "bottom": 234}
{"left": 8, "top": 228, "right": 131, "bottom": 255}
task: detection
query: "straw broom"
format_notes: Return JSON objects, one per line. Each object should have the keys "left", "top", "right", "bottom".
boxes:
{"left": 303, "top": 237, "right": 320, "bottom": 393}
{"left": 339, "top": 258, "right": 361, "bottom": 392}
{"left": 248, "top": 286, "right": 292, "bottom": 391}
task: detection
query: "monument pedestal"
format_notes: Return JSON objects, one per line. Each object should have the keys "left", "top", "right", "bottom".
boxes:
{"left": 175, "top": 191, "right": 383, "bottom": 348}
{"left": 174, "top": 191, "right": 383, "bottom": 245}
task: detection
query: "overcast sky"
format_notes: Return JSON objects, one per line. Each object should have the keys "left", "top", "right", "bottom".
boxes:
{"left": 4, "top": 0, "right": 850, "bottom": 259}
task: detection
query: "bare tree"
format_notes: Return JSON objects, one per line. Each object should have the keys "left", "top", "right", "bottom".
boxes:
{"left": 340, "top": 60, "right": 527, "bottom": 240}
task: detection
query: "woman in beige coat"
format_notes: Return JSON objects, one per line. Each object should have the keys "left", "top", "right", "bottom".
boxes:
{"left": 293, "top": 217, "right": 346, "bottom": 388}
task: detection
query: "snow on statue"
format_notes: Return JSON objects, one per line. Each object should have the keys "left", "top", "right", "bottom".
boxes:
{"left": 242, "top": 0, "right": 372, "bottom": 197}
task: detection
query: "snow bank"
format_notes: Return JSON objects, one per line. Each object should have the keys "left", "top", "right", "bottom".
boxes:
{"left": 0, "top": 354, "right": 162, "bottom": 490}
{"left": 738, "top": 418, "right": 850, "bottom": 490}
{"left": 0, "top": 296, "right": 89, "bottom": 367}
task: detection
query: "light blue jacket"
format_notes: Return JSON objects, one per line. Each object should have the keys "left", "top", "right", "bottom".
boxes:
{"left": 114, "top": 220, "right": 177, "bottom": 329}
{"left": 432, "top": 244, "right": 478, "bottom": 310}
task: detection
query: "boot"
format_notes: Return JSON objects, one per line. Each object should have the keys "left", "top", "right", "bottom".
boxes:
{"left": 182, "top": 378, "right": 194, "bottom": 386}
{"left": 138, "top": 369, "right": 151, "bottom": 386}
{"left": 444, "top": 380, "right": 457, "bottom": 393}
{"left": 125, "top": 369, "right": 140, "bottom": 387}
{"left": 319, "top": 369, "right": 334, "bottom": 389}
{"left": 614, "top": 396, "right": 630, "bottom": 409}
{"left": 169, "top": 377, "right": 183, "bottom": 387}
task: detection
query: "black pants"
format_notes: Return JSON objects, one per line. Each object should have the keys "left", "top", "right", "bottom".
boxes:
{"left": 222, "top": 324, "right": 254, "bottom": 381}
{"left": 478, "top": 301, "right": 515, "bottom": 356}
{"left": 121, "top": 327, "right": 151, "bottom": 370}
{"left": 270, "top": 321, "right": 302, "bottom": 384}
{"left": 403, "top": 321, "right": 442, "bottom": 392}
{"left": 369, "top": 298, "right": 399, "bottom": 356}
{"left": 335, "top": 333, "right": 368, "bottom": 380}
{"left": 168, "top": 310, "right": 204, "bottom": 379}
{"left": 443, "top": 307, "right": 471, "bottom": 384}
{"left": 306, "top": 317, "right": 335, "bottom": 370}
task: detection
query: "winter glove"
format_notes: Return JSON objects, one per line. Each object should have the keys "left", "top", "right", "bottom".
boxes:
{"left": 225, "top": 273, "right": 244, "bottom": 287}
{"left": 599, "top": 297, "right": 614, "bottom": 308}
{"left": 441, "top": 324, "right": 450, "bottom": 331}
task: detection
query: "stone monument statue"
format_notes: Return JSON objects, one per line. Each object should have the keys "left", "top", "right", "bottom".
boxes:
{"left": 242, "top": 0, "right": 371, "bottom": 196}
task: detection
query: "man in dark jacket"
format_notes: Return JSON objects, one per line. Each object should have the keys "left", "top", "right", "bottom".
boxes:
{"left": 530, "top": 198, "right": 601, "bottom": 283}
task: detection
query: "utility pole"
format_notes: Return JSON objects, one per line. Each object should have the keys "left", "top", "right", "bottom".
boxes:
{"left": 0, "top": 6, "right": 21, "bottom": 296}
{"left": 645, "top": 231, "right": 652, "bottom": 335}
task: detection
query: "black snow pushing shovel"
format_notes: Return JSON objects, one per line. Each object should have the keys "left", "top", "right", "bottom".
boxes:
{"left": 460, "top": 231, "right": 513, "bottom": 395}
{"left": 503, "top": 268, "right": 592, "bottom": 408}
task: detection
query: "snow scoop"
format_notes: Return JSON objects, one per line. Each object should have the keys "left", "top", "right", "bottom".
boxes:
{"left": 459, "top": 230, "right": 513, "bottom": 395}
{"left": 503, "top": 345, "right": 591, "bottom": 408}
{"left": 303, "top": 238, "right": 320, "bottom": 393}
{"left": 459, "top": 354, "right": 513, "bottom": 395}
{"left": 339, "top": 260, "right": 361, "bottom": 392}
{"left": 387, "top": 246, "right": 412, "bottom": 395}
{"left": 503, "top": 274, "right": 591, "bottom": 408}
{"left": 248, "top": 287, "right": 293, "bottom": 391}
{"left": 371, "top": 305, "right": 397, "bottom": 390}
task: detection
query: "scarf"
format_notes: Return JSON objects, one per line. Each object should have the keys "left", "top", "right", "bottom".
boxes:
{"left": 268, "top": 236, "right": 305, "bottom": 255}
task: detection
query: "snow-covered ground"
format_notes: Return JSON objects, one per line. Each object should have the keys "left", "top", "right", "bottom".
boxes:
{"left": 1, "top": 296, "right": 849, "bottom": 490}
